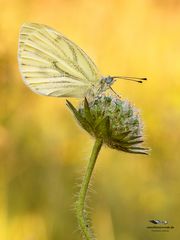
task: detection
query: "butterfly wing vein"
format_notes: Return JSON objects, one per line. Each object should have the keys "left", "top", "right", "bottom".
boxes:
{"left": 18, "top": 23, "right": 100, "bottom": 97}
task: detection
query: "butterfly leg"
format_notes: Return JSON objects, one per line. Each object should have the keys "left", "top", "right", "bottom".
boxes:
{"left": 109, "top": 86, "right": 121, "bottom": 99}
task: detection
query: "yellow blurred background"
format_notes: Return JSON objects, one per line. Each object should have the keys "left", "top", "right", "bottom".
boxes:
{"left": 0, "top": 0, "right": 180, "bottom": 239}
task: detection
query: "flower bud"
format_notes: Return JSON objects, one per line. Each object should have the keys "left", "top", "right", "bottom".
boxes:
{"left": 66, "top": 95, "right": 149, "bottom": 155}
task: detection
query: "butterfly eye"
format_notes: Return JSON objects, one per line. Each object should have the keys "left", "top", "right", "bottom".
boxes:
{"left": 104, "top": 76, "right": 113, "bottom": 84}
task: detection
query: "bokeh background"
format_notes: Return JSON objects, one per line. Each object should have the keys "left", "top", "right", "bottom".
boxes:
{"left": 0, "top": 0, "right": 180, "bottom": 239}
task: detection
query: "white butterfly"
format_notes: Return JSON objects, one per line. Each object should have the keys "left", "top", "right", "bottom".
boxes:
{"left": 18, "top": 23, "right": 146, "bottom": 98}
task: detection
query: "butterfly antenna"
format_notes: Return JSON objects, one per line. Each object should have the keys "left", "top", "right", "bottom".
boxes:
{"left": 112, "top": 76, "right": 147, "bottom": 83}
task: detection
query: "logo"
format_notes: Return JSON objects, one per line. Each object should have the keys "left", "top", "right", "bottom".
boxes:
{"left": 149, "top": 219, "right": 168, "bottom": 224}
{"left": 146, "top": 219, "right": 174, "bottom": 232}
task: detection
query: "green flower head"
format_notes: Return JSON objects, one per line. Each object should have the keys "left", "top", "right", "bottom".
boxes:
{"left": 67, "top": 95, "right": 149, "bottom": 155}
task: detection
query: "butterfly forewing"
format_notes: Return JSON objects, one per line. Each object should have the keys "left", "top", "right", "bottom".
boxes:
{"left": 18, "top": 23, "right": 101, "bottom": 97}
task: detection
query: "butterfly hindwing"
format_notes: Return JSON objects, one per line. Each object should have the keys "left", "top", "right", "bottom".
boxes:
{"left": 18, "top": 23, "right": 100, "bottom": 97}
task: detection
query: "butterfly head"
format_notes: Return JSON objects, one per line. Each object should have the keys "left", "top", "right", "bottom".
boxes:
{"left": 97, "top": 75, "right": 147, "bottom": 97}
{"left": 102, "top": 76, "right": 116, "bottom": 86}
{"left": 96, "top": 76, "right": 116, "bottom": 95}
{"left": 101, "top": 75, "right": 147, "bottom": 86}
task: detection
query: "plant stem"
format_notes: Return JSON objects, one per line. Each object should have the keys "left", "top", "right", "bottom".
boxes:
{"left": 75, "top": 138, "right": 103, "bottom": 240}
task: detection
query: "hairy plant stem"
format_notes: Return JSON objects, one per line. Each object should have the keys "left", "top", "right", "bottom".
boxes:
{"left": 75, "top": 138, "right": 103, "bottom": 240}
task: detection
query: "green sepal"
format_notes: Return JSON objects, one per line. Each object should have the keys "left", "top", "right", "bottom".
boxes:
{"left": 66, "top": 100, "right": 79, "bottom": 118}
{"left": 66, "top": 100, "right": 93, "bottom": 134}
{"left": 126, "top": 135, "right": 142, "bottom": 142}
{"left": 94, "top": 116, "right": 110, "bottom": 139}
{"left": 128, "top": 146, "right": 149, "bottom": 150}
{"left": 84, "top": 97, "right": 94, "bottom": 124}
{"left": 126, "top": 148, "right": 149, "bottom": 155}
{"left": 127, "top": 146, "right": 149, "bottom": 155}
{"left": 110, "top": 144, "right": 148, "bottom": 155}
{"left": 112, "top": 131, "right": 131, "bottom": 141}
{"left": 121, "top": 140, "right": 144, "bottom": 146}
